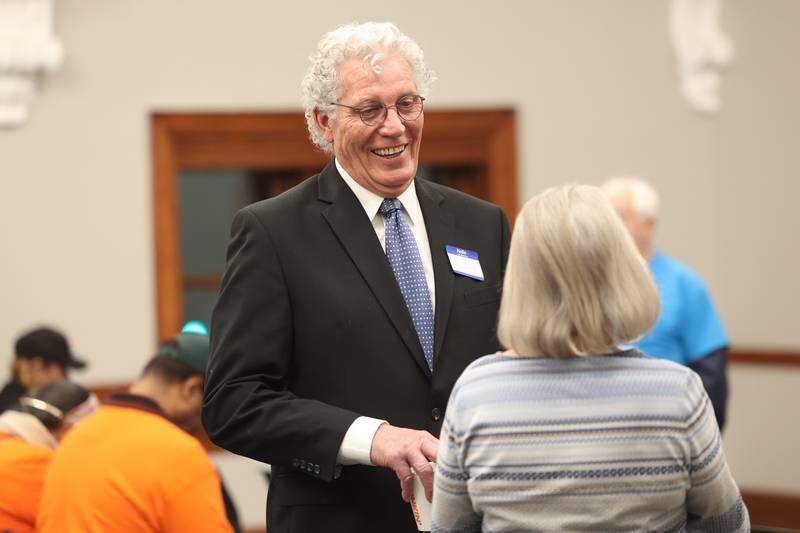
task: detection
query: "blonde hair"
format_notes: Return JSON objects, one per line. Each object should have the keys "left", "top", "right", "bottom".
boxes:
{"left": 497, "top": 185, "right": 660, "bottom": 358}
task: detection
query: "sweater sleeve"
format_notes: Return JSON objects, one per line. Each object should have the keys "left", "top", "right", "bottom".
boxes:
{"left": 684, "top": 372, "right": 749, "bottom": 533}
{"left": 431, "top": 383, "right": 481, "bottom": 533}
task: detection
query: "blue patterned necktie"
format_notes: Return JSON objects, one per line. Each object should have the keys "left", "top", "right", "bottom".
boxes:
{"left": 379, "top": 198, "right": 435, "bottom": 370}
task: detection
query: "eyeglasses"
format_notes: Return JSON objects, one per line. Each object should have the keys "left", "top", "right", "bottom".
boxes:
{"left": 329, "top": 95, "right": 425, "bottom": 126}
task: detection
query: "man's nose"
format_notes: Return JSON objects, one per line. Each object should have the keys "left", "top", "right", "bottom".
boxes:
{"left": 379, "top": 106, "right": 405, "bottom": 133}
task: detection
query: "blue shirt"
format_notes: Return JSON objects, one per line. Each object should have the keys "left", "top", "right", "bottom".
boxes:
{"left": 634, "top": 251, "right": 729, "bottom": 365}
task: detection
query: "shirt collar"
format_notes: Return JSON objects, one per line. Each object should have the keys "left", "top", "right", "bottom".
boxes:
{"left": 335, "top": 158, "right": 424, "bottom": 228}
{"left": 108, "top": 393, "right": 200, "bottom": 435}
{"left": 107, "top": 392, "right": 166, "bottom": 418}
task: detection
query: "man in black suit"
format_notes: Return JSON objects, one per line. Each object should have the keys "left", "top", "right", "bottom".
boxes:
{"left": 202, "top": 22, "right": 510, "bottom": 533}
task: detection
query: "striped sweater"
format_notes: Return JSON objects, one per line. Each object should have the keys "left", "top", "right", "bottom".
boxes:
{"left": 431, "top": 350, "right": 748, "bottom": 533}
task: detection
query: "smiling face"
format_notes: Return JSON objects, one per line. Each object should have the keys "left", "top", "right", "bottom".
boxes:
{"left": 314, "top": 53, "right": 424, "bottom": 197}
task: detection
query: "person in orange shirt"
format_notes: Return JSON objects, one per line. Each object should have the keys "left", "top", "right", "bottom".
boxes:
{"left": 0, "top": 380, "right": 98, "bottom": 533}
{"left": 37, "top": 330, "right": 233, "bottom": 533}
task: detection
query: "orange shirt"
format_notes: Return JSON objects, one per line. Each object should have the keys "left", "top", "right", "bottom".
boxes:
{"left": 37, "top": 398, "right": 232, "bottom": 533}
{"left": 0, "top": 431, "right": 53, "bottom": 533}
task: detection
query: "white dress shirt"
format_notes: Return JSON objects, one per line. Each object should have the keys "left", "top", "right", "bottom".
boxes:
{"left": 334, "top": 158, "right": 436, "bottom": 465}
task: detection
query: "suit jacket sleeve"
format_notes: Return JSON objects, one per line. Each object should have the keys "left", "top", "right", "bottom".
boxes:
{"left": 202, "top": 207, "right": 358, "bottom": 482}
{"left": 687, "top": 347, "right": 728, "bottom": 431}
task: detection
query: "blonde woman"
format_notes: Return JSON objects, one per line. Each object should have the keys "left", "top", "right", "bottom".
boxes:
{"left": 431, "top": 185, "right": 748, "bottom": 532}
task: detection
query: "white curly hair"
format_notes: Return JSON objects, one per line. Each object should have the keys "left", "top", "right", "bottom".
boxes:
{"left": 301, "top": 22, "right": 437, "bottom": 153}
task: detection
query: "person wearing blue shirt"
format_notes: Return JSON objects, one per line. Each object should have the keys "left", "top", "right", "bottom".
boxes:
{"left": 602, "top": 177, "right": 729, "bottom": 430}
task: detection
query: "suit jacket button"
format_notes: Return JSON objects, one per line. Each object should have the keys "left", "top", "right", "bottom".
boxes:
{"left": 291, "top": 458, "right": 299, "bottom": 468}
{"left": 431, "top": 407, "right": 442, "bottom": 421}
{"left": 300, "top": 460, "right": 306, "bottom": 469}
{"left": 314, "top": 464, "right": 321, "bottom": 475}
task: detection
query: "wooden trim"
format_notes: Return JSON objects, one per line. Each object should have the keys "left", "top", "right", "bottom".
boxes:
{"left": 487, "top": 111, "right": 518, "bottom": 226}
{"left": 88, "top": 383, "right": 129, "bottom": 403}
{"left": 151, "top": 110, "right": 519, "bottom": 340}
{"left": 154, "top": 112, "right": 329, "bottom": 170}
{"left": 729, "top": 348, "right": 800, "bottom": 367}
{"left": 152, "top": 115, "right": 184, "bottom": 341}
{"left": 741, "top": 488, "right": 800, "bottom": 529}
{"left": 183, "top": 274, "right": 223, "bottom": 290}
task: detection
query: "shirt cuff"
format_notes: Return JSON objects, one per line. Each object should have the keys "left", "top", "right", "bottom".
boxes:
{"left": 336, "top": 416, "right": 387, "bottom": 465}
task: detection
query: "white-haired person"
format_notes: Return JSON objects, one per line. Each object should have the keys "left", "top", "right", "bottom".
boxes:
{"left": 431, "top": 185, "right": 748, "bottom": 532}
{"left": 0, "top": 380, "right": 98, "bottom": 533}
{"left": 202, "top": 21, "right": 510, "bottom": 533}
{"left": 602, "top": 176, "right": 730, "bottom": 431}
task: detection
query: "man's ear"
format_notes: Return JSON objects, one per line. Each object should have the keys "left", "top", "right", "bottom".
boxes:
{"left": 313, "top": 107, "right": 335, "bottom": 144}
{"left": 181, "top": 375, "right": 204, "bottom": 400}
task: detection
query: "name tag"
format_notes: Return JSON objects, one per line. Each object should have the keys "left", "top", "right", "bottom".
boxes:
{"left": 445, "top": 245, "right": 484, "bottom": 281}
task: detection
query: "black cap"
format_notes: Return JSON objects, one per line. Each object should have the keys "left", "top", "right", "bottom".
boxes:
{"left": 15, "top": 327, "right": 87, "bottom": 370}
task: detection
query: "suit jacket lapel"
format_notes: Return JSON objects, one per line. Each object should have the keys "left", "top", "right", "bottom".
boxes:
{"left": 318, "top": 162, "right": 432, "bottom": 378}
{"left": 416, "top": 179, "right": 454, "bottom": 370}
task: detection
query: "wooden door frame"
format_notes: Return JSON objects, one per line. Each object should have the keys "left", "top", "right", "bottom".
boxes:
{"left": 151, "top": 110, "right": 518, "bottom": 341}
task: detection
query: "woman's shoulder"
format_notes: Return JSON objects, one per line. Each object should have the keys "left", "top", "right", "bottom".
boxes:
{"left": 622, "top": 348, "right": 698, "bottom": 375}
{"left": 460, "top": 351, "right": 524, "bottom": 377}
{"left": 456, "top": 349, "right": 697, "bottom": 392}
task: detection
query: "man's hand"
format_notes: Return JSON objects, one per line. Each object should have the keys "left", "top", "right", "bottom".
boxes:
{"left": 370, "top": 424, "right": 439, "bottom": 503}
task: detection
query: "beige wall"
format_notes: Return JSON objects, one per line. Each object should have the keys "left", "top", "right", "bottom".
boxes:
{"left": 714, "top": 2, "right": 800, "bottom": 347}
{"left": 1, "top": 0, "right": 798, "bottom": 515}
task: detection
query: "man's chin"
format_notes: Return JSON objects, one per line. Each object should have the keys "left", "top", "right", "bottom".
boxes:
{"left": 377, "top": 164, "right": 418, "bottom": 188}
{"left": 377, "top": 176, "right": 415, "bottom": 196}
